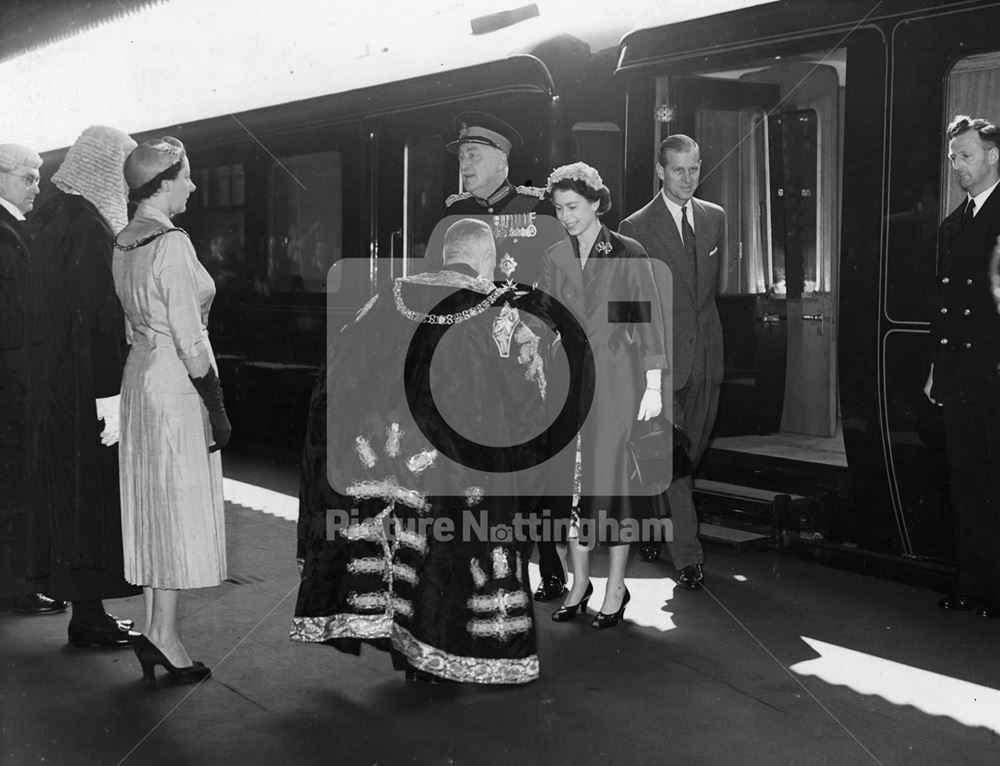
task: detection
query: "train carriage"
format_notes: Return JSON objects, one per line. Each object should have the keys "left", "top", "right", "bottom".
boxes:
{"left": 20, "top": 0, "right": 1000, "bottom": 584}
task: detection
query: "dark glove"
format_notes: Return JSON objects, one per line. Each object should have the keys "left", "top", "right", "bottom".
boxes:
{"left": 189, "top": 367, "right": 231, "bottom": 452}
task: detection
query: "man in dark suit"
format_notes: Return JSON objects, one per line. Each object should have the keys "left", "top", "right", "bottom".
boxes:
{"left": 619, "top": 134, "right": 726, "bottom": 591}
{"left": 0, "top": 143, "right": 66, "bottom": 615}
{"left": 443, "top": 113, "right": 567, "bottom": 601}
{"left": 925, "top": 114, "right": 1000, "bottom": 618}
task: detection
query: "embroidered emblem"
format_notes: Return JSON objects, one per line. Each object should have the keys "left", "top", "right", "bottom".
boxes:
{"left": 470, "top": 559, "right": 488, "bottom": 589}
{"left": 385, "top": 423, "right": 402, "bottom": 457}
{"left": 467, "top": 615, "right": 533, "bottom": 640}
{"left": 515, "top": 184, "right": 546, "bottom": 199}
{"left": 465, "top": 486, "right": 484, "bottom": 507}
{"left": 595, "top": 240, "right": 612, "bottom": 255}
{"left": 492, "top": 546, "right": 510, "bottom": 579}
{"left": 347, "top": 479, "right": 429, "bottom": 513}
{"left": 392, "top": 625, "right": 539, "bottom": 684}
{"left": 515, "top": 322, "right": 546, "bottom": 400}
{"left": 499, "top": 252, "right": 518, "bottom": 280}
{"left": 406, "top": 449, "right": 437, "bottom": 474}
{"left": 354, "top": 436, "right": 377, "bottom": 468}
{"left": 492, "top": 303, "right": 519, "bottom": 358}
{"left": 466, "top": 589, "right": 532, "bottom": 640}
{"left": 445, "top": 191, "right": 472, "bottom": 207}
{"left": 467, "top": 589, "right": 529, "bottom": 613}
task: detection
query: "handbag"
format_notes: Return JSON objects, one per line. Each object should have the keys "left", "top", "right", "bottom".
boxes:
{"left": 626, "top": 416, "right": 692, "bottom": 489}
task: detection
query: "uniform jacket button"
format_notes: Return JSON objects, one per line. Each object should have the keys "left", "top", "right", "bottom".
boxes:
{"left": 964, "top": 309, "right": 971, "bottom": 315}
{"left": 942, "top": 277, "right": 950, "bottom": 284}
{"left": 965, "top": 342, "right": 973, "bottom": 349}
{"left": 967, "top": 278, "right": 974, "bottom": 285}
{"left": 940, "top": 338, "right": 949, "bottom": 345}
{"left": 941, "top": 307, "right": 948, "bottom": 314}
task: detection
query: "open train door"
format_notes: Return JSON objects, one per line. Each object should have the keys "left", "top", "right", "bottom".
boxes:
{"left": 669, "top": 69, "right": 840, "bottom": 440}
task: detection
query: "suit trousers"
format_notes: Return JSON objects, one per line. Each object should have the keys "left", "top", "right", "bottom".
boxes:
{"left": 942, "top": 400, "right": 1000, "bottom": 601}
{"left": 664, "top": 339, "right": 721, "bottom": 569}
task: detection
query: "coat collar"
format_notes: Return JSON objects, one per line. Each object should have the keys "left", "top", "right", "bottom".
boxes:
{"left": 0, "top": 203, "right": 29, "bottom": 255}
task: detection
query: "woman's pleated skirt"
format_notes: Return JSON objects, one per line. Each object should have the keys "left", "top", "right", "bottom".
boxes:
{"left": 119, "top": 388, "right": 226, "bottom": 589}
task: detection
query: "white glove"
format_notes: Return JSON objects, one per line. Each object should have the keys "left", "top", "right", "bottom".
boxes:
{"left": 637, "top": 387, "right": 662, "bottom": 421}
{"left": 96, "top": 394, "right": 121, "bottom": 447}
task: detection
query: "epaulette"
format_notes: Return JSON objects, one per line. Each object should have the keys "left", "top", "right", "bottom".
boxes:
{"left": 445, "top": 192, "right": 473, "bottom": 207}
{"left": 515, "top": 185, "right": 546, "bottom": 199}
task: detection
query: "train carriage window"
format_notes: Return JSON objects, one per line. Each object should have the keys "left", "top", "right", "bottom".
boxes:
{"left": 695, "top": 106, "right": 771, "bottom": 294}
{"left": 188, "top": 163, "right": 247, "bottom": 300}
{"left": 267, "top": 151, "right": 343, "bottom": 293}
{"left": 404, "top": 136, "right": 445, "bottom": 274}
{"left": 572, "top": 122, "right": 622, "bottom": 223}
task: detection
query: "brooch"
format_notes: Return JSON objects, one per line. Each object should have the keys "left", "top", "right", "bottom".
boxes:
{"left": 499, "top": 252, "right": 518, "bottom": 280}
{"left": 595, "top": 241, "right": 612, "bottom": 255}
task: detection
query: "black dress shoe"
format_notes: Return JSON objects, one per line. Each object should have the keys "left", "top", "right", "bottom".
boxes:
{"left": 0, "top": 593, "right": 69, "bottom": 615}
{"left": 975, "top": 602, "right": 1000, "bottom": 618}
{"left": 533, "top": 575, "right": 567, "bottom": 602}
{"left": 107, "top": 613, "right": 136, "bottom": 631}
{"left": 552, "top": 582, "right": 593, "bottom": 622}
{"left": 68, "top": 621, "right": 142, "bottom": 648}
{"left": 937, "top": 594, "right": 976, "bottom": 611}
{"left": 591, "top": 588, "right": 631, "bottom": 629}
{"left": 675, "top": 564, "right": 704, "bottom": 591}
{"left": 638, "top": 543, "right": 662, "bottom": 562}
{"left": 134, "top": 635, "right": 211, "bottom": 684}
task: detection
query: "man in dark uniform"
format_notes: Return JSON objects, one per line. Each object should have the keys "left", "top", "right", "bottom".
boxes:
{"left": 443, "top": 113, "right": 568, "bottom": 601}
{"left": 0, "top": 143, "right": 67, "bottom": 615}
{"left": 925, "top": 114, "right": 1000, "bottom": 618}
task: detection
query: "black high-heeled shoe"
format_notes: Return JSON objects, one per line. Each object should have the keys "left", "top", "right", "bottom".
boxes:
{"left": 133, "top": 635, "right": 211, "bottom": 684}
{"left": 552, "top": 581, "right": 594, "bottom": 622}
{"left": 591, "top": 587, "right": 631, "bottom": 629}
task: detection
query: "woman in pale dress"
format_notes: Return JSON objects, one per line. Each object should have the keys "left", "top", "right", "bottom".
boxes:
{"left": 113, "top": 137, "right": 231, "bottom": 684}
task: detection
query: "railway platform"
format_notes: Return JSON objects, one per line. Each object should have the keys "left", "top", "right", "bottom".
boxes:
{"left": 2, "top": 451, "right": 998, "bottom": 765}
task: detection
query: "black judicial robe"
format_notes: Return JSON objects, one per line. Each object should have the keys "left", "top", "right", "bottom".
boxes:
{"left": 23, "top": 193, "right": 138, "bottom": 600}
{"left": 292, "top": 264, "right": 549, "bottom": 684}
{"left": 0, "top": 206, "right": 30, "bottom": 596}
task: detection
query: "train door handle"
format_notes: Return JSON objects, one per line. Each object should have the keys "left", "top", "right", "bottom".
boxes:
{"left": 802, "top": 313, "right": 825, "bottom": 335}
{"left": 757, "top": 312, "right": 784, "bottom": 323}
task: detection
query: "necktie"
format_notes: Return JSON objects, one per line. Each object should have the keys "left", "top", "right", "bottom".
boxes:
{"left": 681, "top": 205, "right": 697, "bottom": 284}
{"left": 960, "top": 198, "right": 976, "bottom": 233}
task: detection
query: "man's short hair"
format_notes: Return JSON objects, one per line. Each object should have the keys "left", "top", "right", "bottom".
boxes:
{"left": 443, "top": 218, "right": 495, "bottom": 263}
{"left": 658, "top": 134, "right": 700, "bottom": 166}
{"left": 947, "top": 114, "right": 1000, "bottom": 151}
{"left": 0, "top": 143, "right": 42, "bottom": 173}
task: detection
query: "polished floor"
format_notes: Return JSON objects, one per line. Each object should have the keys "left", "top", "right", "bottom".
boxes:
{"left": 2, "top": 453, "right": 998, "bottom": 766}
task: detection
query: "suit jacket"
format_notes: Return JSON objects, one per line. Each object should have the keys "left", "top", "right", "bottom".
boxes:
{"left": 928, "top": 186, "right": 1000, "bottom": 404}
{"left": 619, "top": 194, "right": 726, "bottom": 391}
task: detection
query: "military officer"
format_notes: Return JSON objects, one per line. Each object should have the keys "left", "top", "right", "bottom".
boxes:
{"left": 444, "top": 112, "right": 559, "bottom": 289}
{"left": 443, "top": 113, "right": 567, "bottom": 601}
